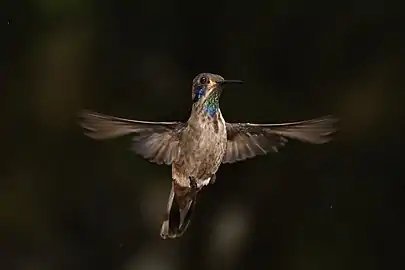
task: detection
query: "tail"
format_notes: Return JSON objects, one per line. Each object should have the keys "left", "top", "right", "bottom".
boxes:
{"left": 160, "top": 182, "right": 197, "bottom": 239}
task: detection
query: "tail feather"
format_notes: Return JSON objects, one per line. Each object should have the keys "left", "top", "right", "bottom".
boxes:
{"left": 160, "top": 183, "right": 196, "bottom": 239}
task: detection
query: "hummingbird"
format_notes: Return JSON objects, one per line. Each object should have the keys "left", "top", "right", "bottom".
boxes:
{"left": 79, "top": 73, "right": 338, "bottom": 239}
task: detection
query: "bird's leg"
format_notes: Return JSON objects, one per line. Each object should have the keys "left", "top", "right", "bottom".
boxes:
{"left": 189, "top": 176, "right": 198, "bottom": 191}
{"left": 209, "top": 174, "right": 216, "bottom": 185}
{"left": 189, "top": 176, "right": 204, "bottom": 197}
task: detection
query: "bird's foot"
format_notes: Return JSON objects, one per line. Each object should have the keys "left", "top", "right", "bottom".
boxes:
{"left": 189, "top": 176, "right": 198, "bottom": 190}
{"left": 209, "top": 174, "right": 216, "bottom": 185}
{"left": 188, "top": 176, "right": 202, "bottom": 196}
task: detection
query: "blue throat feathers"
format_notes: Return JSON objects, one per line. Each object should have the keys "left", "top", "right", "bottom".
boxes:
{"left": 194, "top": 88, "right": 219, "bottom": 117}
{"left": 203, "top": 92, "right": 220, "bottom": 117}
{"left": 195, "top": 88, "right": 204, "bottom": 102}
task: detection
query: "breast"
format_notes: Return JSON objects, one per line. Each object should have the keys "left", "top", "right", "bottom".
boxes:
{"left": 172, "top": 112, "right": 227, "bottom": 186}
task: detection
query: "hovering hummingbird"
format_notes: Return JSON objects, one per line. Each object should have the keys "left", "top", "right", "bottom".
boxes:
{"left": 79, "top": 73, "right": 338, "bottom": 239}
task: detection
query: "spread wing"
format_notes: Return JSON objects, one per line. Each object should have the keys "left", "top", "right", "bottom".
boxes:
{"left": 223, "top": 115, "right": 339, "bottom": 163}
{"left": 79, "top": 110, "right": 186, "bottom": 165}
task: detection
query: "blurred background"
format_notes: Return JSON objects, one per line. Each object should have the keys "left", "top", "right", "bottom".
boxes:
{"left": 2, "top": 1, "right": 405, "bottom": 270}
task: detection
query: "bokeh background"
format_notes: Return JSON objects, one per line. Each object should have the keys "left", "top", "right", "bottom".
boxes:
{"left": 2, "top": 1, "right": 405, "bottom": 270}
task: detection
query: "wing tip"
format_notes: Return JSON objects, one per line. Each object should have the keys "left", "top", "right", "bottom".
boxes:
{"left": 78, "top": 109, "right": 95, "bottom": 118}
{"left": 78, "top": 109, "right": 100, "bottom": 136}
{"left": 310, "top": 115, "right": 340, "bottom": 126}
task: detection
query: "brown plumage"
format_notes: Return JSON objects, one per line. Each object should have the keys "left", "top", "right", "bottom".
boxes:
{"left": 79, "top": 73, "right": 339, "bottom": 239}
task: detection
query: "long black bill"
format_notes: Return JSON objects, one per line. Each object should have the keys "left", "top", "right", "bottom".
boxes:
{"left": 219, "top": 79, "right": 244, "bottom": 85}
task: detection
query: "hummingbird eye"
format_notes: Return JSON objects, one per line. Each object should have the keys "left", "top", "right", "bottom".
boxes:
{"left": 199, "top": 76, "right": 208, "bottom": 85}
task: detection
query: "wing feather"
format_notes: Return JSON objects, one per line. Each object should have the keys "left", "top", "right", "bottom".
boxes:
{"left": 79, "top": 110, "right": 185, "bottom": 165}
{"left": 223, "top": 115, "right": 338, "bottom": 163}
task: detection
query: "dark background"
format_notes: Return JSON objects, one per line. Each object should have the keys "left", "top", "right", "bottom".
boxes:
{"left": 2, "top": 1, "right": 405, "bottom": 270}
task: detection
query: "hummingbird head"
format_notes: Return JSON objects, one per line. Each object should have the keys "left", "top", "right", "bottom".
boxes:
{"left": 191, "top": 73, "right": 243, "bottom": 117}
